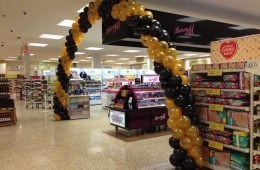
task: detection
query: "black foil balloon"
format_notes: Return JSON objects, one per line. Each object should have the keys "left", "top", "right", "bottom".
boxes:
{"left": 179, "top": 84, "right": 191, "bottom": 96}
{"left": 154, "top": 64, "right": 164, "bottom": 74}
{"left": 164, "top": 88, "right": 177, "bottom": 99}
{"left": 159, "top": 69, "right": 171, "bottom": 81}
{"left": 183, "top": 104, "right": 195, "bottom": 117}
{"left": 191, "top": 116, "right": 199, "bottom": 126}
{"left": 169, "top": 75, "right": 182, "bottom": 87}
{"left": 149, "top": 25, "right": 161, "bottom": 37}
{"left": 169, "top": 154, "right": 179, "bottom": 166}
{"left": 173, "top": 147, "right": 187, "bottom": 160}
{"left": 174, "top": 95, "right": 185, "bottom": 107}
{"left": 153, "top": 61, "right": 161, "bottom": 67}
{"left": 186, "top": 94, "right": 196, "bottom": 105}
{"left": 169, "top": 137, "right": 180, "bottom": 149}
{"left": 140, "top": 25, "right": 150, "bottom": 35}
{"left": 182, "top": 156, "right": 196, "bottom": 170}
{"left": 142, "top": 15, "right": 153, "bottom": 25}
{"left": 161, "top": 81, "right": 170, "bottom": 90}
{"left": 66, "top": 35, "right": 74, "bottom": 42}
{"left": 83, "top": 6, "right": 89, "bottom": 13}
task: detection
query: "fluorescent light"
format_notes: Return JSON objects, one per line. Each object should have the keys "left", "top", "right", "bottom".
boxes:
{"left": 73, "top": 61, "right": 79, "bottom": 63}
{"left": 177, "top": 17, "right": 204, "bottom": 23}
{"left": 179, "top": 58, "right": 184, "bottom": 60}
{"left": 30, "top": 54, "right": 35, "bottom": 56}
{"left": 79, "top": 59, "right": 90, "bottom": 62}
{"left": 5, "top": 59, "right": 16, "bottom": 61}
{"left": 49, "top": 58, "right": 59, "bottom": 61}
{"left": 183, "top": 53, "right": 198, "bottom": 57}
{"left": 86, "top": 57, "right": 92, "bottom": 59}
{"left": 57, "top": 19, "right": 75, "bottom": 27}
{"left": 8, "top": 56, "right": 17, "bottom": 59}
{"left": 118, "top": 58, "right": 129, "bottom": 61}
{"left": 85, "top": 47, "right": 103, "bottom": 51}
{"left": 135, "top": 55, "right": 148, "bottom": 58}
{"left": 229, "top": 26, "right": 249, "bottom": 30}
{"left": 39, "top": 34, "right": 64, "bottom": 40}
{"left": 77, "top": 4, "right": 89, "bottom": 13}
{"left": 28, "top": 43, "right": 48, "bottom": 47}
{"left": 124, "top": 50, "right": 141, "bottom": 53}
{"left": 75, "top": 52, "right": 85, "bottom": 55}
{"left": 106, "top": 54, "right": 119, "bottom": 57}
{"left": 115, "top": 63, "right": 124, "bottom": 65}
{"left": 104, "top": 60, "right": 115, "bottom": 63}
{"left": 42, "top": 60, "right": 50, "bottom": 62}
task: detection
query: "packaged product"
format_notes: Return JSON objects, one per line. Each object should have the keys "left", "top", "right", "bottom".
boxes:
{"left": 236, "top": 61, "right": 246, "bottom": 69}
{"left": 231, "top": 162, "right": 250, "bottom": 170}
{"left": 212, "top": 63, "right": 220, "bottom": 70}
{"left": 208, "top": 110, "right": 227, "bottom": 124}
{"left": 215, "top": 98, "right": 229, "bottom": 105}
{"left": 191, "top": 74, "right": 203, "bottom": 82}
{"left": 231, "top": 152, "right": 250, "bottom": 166}
{"left": 196, "top": 106, "right": 208, "bottom": 121}
{"left": 201, "top": 146, "right": 210, "bottom": 162}
{"left": 254, "top": 75, "right": 260, "bottom": 87}
{"left": 225, "top": 82, "right": 239, "bottom": 89}
{"left": 201, "top": 82, "right": 212, "bottom": 88}
{"left": 227, "top": 92, "right": 249, "bottom": 99}
{"left": 223, "top": 74, "right": 239, "bottom": 82}
{"left": 205, "top": 64, "right": 213, "bottom": 70}
{"left": 205, "top": 133, "right": 232, "bottom": 144}
{"left": 240, "top": 72, "right": 250, "bottom": 90}
{"left": 202, "top": 97, "right": 215, "bottom": 104}
{"left": 228, "top": 62, "right": 237, "bottom": 69}
{"left": 233, "top": 131, "right": 249, "bottom": 148}
{"left": 191, "top": 64, "right": 205, "bottom": 71}
{"left": 227, "top": 110, "right": 250, "bottom": 128}
{"left": 193, "top": 90, "right": 206, "bottom": 97}
{"left": 212, "top": 82, "right": 225, "bottom": 89}
{"left": 228, "top": 99, "right": 250, "bottom": 106}
{"left": 191, "top": 82, "right": 201, "bottom": 88}
{"left": 220, "top": 91, "right": 229, "bottom": 98}
{"left": 209, "top": 150, "right": 231, "bottom": 168}
{"left": 195, "top": 96, "right": 203, "bottom": 102}
{"left": 220, "top": 63, "right": 228, "bottom": 69}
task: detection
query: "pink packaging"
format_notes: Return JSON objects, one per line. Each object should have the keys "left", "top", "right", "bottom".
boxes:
{"left": 201, "top": 82, "right": 212, "bottom": 88}
{"left": 227, "top": 110, "right": 250, "bottom": 128}
{"left": 215, "top": 98, "right": 229, "bottom": 105}
{"left": 197, "top": 106, "right": 208, "bottom": 121}
{"left": 212, "top": 82, "right": 225, "bottom": 89}
{"left": 220, "top": 63, "right": 228, "bottom": 69}
{"left": 237, "top": 61, "right": 246, "bottom": 69}
{"left": 191, "top": 82, "right": 201, "bottom": 88}
{"left": 228, "top": 62, "right": 237, "bottom": 69}
{"left": 202, "top": 97, "right": 215, "bottom": 104}
{"left": 212, "top": 63, "right": 220, "bottom": 70}
{"left": 240, "top": 72, "right": 250, "bottom": 90}
{"left": 205, "top": 64, "right": 213, "bottom": 70}
{"left": 191, "top": 74, "right": 203, "bottom": 82}
{"left": 227, "top": 92, "right": 249, "bottom": 99}
{"left": 223, "top": 74, "right": 239, "bottom": 82}
{"left": 228, "top": 99, "right": 250, "bottom": 106}
{"left": 224, "top": 82, "right": 239, "bottom": 89}
{"left": 208, "top": 110, "right": 227, "bottom": 124}
{"left": 195, "top": 96, "right": 203, "bottom": 102}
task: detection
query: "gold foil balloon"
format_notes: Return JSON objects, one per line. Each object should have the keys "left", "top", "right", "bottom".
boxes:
{"left": 163, "top": 55, "right": 175, "bottom": 69}
{"left": 188, "top": 146, "right": 202, "bottom": 159}
{"left": 195, "top": 157, "right": 204, "bottom": 167}
{"left": 167, "top": 48, "right": 178, "bottom": 57}
{"left": 119, "top": 11, "right": 127, "bottom": 21}
{"left": 165, "top": 98, "right": 176, "bottom": 109}
{"left": 180, "top": 136, "right": 193, "bottom": 150}
{"left": 181, "top": 75, "right": 189, "bottom": 85}
{"left": 167, "top": 118, "right": 177, "bottom": 129}
{"left": 147, "top": 48, "right": 157, "bottom": 59}
{"left": 192, "top": 136, "right": 203, "bottom": 146}
{"left": 168, "top": 107, "right": 182, "bottom": 119}
{"left": 111, "top": 10, "right": 120, "bottom": 19}
{"left": 171, "top": 127, "right": 185, "bottom": 140}
{"left": 134, "top": 4, "right": 144, "bottom": 15}
{"left": 53, "top": 114, "right": 61, "bottom": 121}
{"left": 175, "top": 58, "right": 184, "bottom": 65}
{"left": 172, "top": 64, "right": 185, "bottom": 76}
{"left": 157, "top": 41, "right": 169, "bottom": 52}
{"left": 147, "top": 37, "right": 159, "bottom": 49}
{"left": 177, "top": 115, "right": 191, "bottom": 130}
{"left": 142, "top": 10, "right": 153, "bottom": 18}
{"left": 127, "top": 0, "right": 136, "bottom": 5}
{"left": 140, "top": 35, "right": 151, "bottom": 47}
{"left": 119, "top": 0, "right": 127, "bottom": 8}
{"left": 186, "top": 126, "right": 200, "bottom": 138}
{"left": 126, "top": 5, "right": 135, "bottom": 17}
{"left": 154, "top": 51, "right": 166, "bottom": 63}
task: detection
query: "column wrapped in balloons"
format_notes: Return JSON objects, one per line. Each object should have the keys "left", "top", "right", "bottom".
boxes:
{"left": 53, "top": 0, "right": 203, "bottom": 169}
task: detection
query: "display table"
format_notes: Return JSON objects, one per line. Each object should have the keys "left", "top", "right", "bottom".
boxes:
{"left": 101, "top": 89, "right": 119, "bottom": 109}
{"left": 68, "top": 95, "right": 90, "bottom": 120}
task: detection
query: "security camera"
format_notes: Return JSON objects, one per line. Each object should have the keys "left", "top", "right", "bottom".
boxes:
{"left": 23, "top": 11, "right": 27, "bottom": 15}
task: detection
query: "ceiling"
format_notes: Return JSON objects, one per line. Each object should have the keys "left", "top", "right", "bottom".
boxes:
{"left": 0, "top": 0, "right": 259, "bottom": 65}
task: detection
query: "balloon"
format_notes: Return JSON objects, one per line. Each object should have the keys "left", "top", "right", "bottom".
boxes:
{"left": 161, "top": 81, "right": 170, "bottom": 90}
{"left": 169, "top": 75, "right": 182, "bottom": 87}
{"left": 192, "top": 136, "right": 203, "bottom": 146}
{"left": 154, "top": 63, "right": 164, "bottom": 74}
{"left": 181, "top": 75, "right": 190, "bottom": 85}
{"left": 127, "top": 0, "right": 136, "bottom": 5}
{"left": 154, "top": 51, "right": 166, "bottom": 63}
{"left": 195, "top": 157, "right": 204, "bottom": 167}
{"left": 169, "top": 154, "right": 179, "bottom": 166}
{"left": 165, "top": 98, "right": 177, "bottom": 109}
{"left": 177, "top": 116, "right": 191, "bottom": 130}
{"left": 157, "top": 41, "right": 169, "bottom": 52}
{"left": 175, "top": 166, "right": 183, "bottom": 170}
{"left": 173, "top": 147, "right": 187, "bottom": 160}
{"left": 119, "top": 0, "right": 127, "bottom": 8}
{"left": 175, "top": 58, "right": 184, "bottom": 65}
{"left": 186, "top": 126, "right": 200, "bottom": 138}
{"left": 149, "top": 25, "right": 161, "bottom": 37}
{"left": 180, "top": 136, "right": 193, "bottom": 150}
{"left": 167, "top": 118, "right": 177, "bottom": 129}
{"left": 119, "top": 12, "right": 127, "bottom": 21}
{"left": 182, "top": 156, "right": 196, "bottom": 170}
{"left": 183, "top": 104, "right": 195, "bottom": 117}
{"left": 169, "top": 137, "right": 180, "bottom": 149}
{"left": 174, "top": 95, "right": 185, "bottom": 107}
{"left": 142, "top": 15, "right": 153, "bottom": 25}
{"left": 132, "top": 15, "right": 142, "bottom": 26}
{"left": 126, "top": 5, "right": 135, "bottom": 16}
{"left": 167, "top": 48, "right": 178, "bottom": 57}
{"left": 168, "top": 107, "right": 182, "bottom": 119}
{"left": 53, "top": 114, "right": 61, "bottom": 121}
{"left": 152, "top": 20, "right": 161, "bottom": 28}
{"left": 111, "top": 10, "right": 120, "bottom": 19}
{"left": 140, "top": 25, "right": 150, "bottom": 35}
{"left": 163, "top": 55, "right": 175, "bottom": 69}
{"left": 140, "top": 35, "right": 151, "bottom": 47}
{"left": 188, "top": 146, "right": 202, "bottom": 159}
{"left": 147, "top": 37, "right": 159, "bottom": 49}
{"left": 142, "top": 11, "right": 153, "bottom": 18}
{"left": 147, "top": 48, "right": 156, "bottom": 59}
{"left": 159, "top": 68, "right": 171, "bottom": 80}
{"left": 164, "top": 88, "right": 177, "bottom": 99}
{"left": 134, "top": 4, "right": 144, "bottom": 15}
{"left": 191, "top": 116, "right": 199, "bottom": 126}
{"left": 171, "top": 64, "right": 185, "bottom": 76}
{"left": 168, "top": 42, "right": 175, "bottom": 48}
{"left": 171, "top": 127, "right": 185, "bottom": 140}
{"left": 133, "top": 26, "right": 141, "bottom": 34}
{"left": 159, "top": 31, "right": 170, "bottom": 42}
{"left": 179, "top": 84, "right": 191, "bottom": 96}
{"left": 186, "top": 94, "right": 196, "bottom": 105}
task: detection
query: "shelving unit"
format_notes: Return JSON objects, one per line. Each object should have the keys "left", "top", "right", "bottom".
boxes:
{"left": 193, "top": 88, "right": 250, "bottom": 93}
{"left": 200, "top": 120, "right": 249, "bottom": 132}
{"left": 195, "top": 102, "right": 250, "bottom": 111}
{"left": 204, "top": 162, "right": 231, "bottom": 170}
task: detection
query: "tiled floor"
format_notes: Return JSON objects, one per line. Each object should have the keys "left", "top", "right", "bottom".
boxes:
{"left": 0, "top": 100, "right": 173, "bottom": 170}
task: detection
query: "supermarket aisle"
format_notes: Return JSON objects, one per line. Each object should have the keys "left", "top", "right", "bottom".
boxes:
{"left": 0, "top": 100, "right": 172, "bottom": 170}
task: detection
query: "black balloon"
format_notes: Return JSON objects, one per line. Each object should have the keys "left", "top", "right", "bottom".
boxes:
{"left": 133, "top": 26, "right": 141, "bottom": 35}
{"left": 169, "top": 137, "right": 180, "bottom": 149}
{"left": 183, "top": 104, "right": 195, "bottom": 117}
{"left": 142, "top": 15, "right": 153, "bottom": 25}
{"left": 66, "top": 35, "right": 74, "bottom": 42}
{"left": 182, "top": 156, "right": 196, "bottom": 170}
{"left": 154, "top": 64, "right": 164, "bottom": 74}
{"left": 153, "top": 61, "right": 161, "bottom": 67}
{"left": 152, "top": 20, "right": 161, "bottom": 29}
{"left": 140, "top": 25, "right": 150, "bottom": 35}
{"left": 161, "top": 81, "right": 170, "bottom": 90}
{"left": 159, "top": 69, "right": 171, "bottom": 81}
{"left": 169, "top": 75, "right": 182, "bottom": 87}
{"left": 158, "top": 30, "right": 170, "bottom": 42}
{"left": 191, "top": 116, "right": 199, "bottom": 126}
{"left": 179, "top": 84, "right": 191, "bottom": 96}
{"left": 174, "top": 95, "right": 185, "bottom": 107}
{"left": 83, "top": 6, "right": 89, "bottom": 13}
{"left": 164, "top": 88, "right": 177, "bottom": 99}
{"left": 149, "top": 25, "right": 161, "bottom": 37}
{"left": 168, "top": 42, "right": 176, "bottom": 48}
{"left": 132, "top": 15, "right": 142, "bottom": 26}
{"left": 173, "top": 147, "right": 187, "bottom": 160}
{"left": 185, "top": 94, "right": 196, "bottom": 105}
{"left": 169, "top": 154, "right": 179, "bottom": 166}
{"left": 175, "top": 166, "right": 183, "bottom": 170}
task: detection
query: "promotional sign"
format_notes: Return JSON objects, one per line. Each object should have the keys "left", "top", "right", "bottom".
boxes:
{"left": 211, "top": 34, "right": 260, "bottom": 62}
{"left": 142, "top": 75, "right": 159, "bottom": 83}
{"left": 109, "top": 110, "right": 126, "bottom": 128}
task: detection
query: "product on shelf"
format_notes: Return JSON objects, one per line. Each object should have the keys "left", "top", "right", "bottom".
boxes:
{"left": 208, "top": 110, "right": 227, "bottom": 124}
{"left": 68, "top": 95, "right": 90, "bottom": 119}
{"left": 231, "top": 152, "right": 250, "bottom": 170}
{"left": 227, "top": 110, "right": 250, "bottom": 128}
{"left": 233, "top": 131, "right": 249, "bottom": 149}
{"left": 196, "top": 106, "right": 208, "bottom": 121}
{"left": 209, "top": 149, "right": 231, "bottom": 168}
{"left": 228, "top": 99, "right": 250, "bottom": 106}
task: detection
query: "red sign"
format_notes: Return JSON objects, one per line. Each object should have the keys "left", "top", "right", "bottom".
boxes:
{"left": 220, "top": 40, "right": 238, "bottom": 60}
{"left": 174, "top": 24, "right": 194, "bottom": 36}
{"left": 106, "top": 19, "right": 120, "bottom": 35}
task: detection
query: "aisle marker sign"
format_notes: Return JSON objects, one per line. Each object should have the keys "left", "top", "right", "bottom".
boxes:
{"left": 209, "top": 140, "right": 224, "bottom": 150}
{"left": 206, "top": 89, "right": 221, "bottom": 96}
{"left": 209, "top": 104, "right": 224, "bottom": 112}
{"left": 207, "top": 70, "right": 222, "bottom": 76}
{"left": 209, "top": 122, "right": 225, "bottom": 131}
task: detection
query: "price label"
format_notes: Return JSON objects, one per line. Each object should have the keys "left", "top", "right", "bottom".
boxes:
{"left": 206, "top": 89, "right": 221, "bottom": 96}
{"left": 208, "top": 140, "right": 224, "bottom": 150}
{"left": 209, "top": 122, "right": 225, "bottom": 131}
{"left": 207, "top": 70, "right": 222, "bottom": 76}
{"left": 209, "top": 104, "right": 224, "bottom": 111}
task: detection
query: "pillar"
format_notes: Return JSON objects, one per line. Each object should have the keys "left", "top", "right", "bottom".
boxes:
{"left": 147, "top": 58, "right": 153, "bottom": 70}
{"left": 23, "top": 54, "right": 30, "bottom": 78}
{"left": 91, "top": 56, "right": 101, "bottom": 68}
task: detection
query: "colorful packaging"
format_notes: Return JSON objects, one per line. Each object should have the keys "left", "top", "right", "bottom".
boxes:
{"left": 191, "top": 74, "right": 203, "bottom": 82}
{"left": 225, "top": 82, "right": 239, "bottom": 89}
{"left": 223, "top": 74, "right": 239, "bottom": 82}
{"left": 191, "top": 82, "right": 201, "bottom": 88}
{"left": 212, "top": 82, "right": 225, "bottom": 89}
{"left": 196, "top": 106, "right": 208, "bottom": 121}
{"left": 201, "top": 147, "right": 210, "bottom": 162}
{"left": 220, "top": 63, "right": 228, "bottom": 69}
{"left": 195, "top": 96, "right": 203, "bottom": 102}
{"left": 201, "top": 82, "right": 212, "bottom": 88}
{"left": 193, "top": 90, "right": 206, "bottom": 97}
{"left": 208, "top": 110, "right": 227, "bottom": 124}
{"left": 205, "top": 64, "right": 213, "bottom": 70}
{"left": 202, "top": 97, "right": 215, "bottom": 104}
{"left": 215, "top": 98, "right": 229, "bottom": 105}
{"left": 227, "top": 92, "right": 249, "bottom": 99}
{"left": 209, "top": 150, "right": 231, "bottom": 168}
{"left": 192, "top": 64, "right": 205, "bottom": 71}
{"left": 236, "top": 61, "right": 246, "bottom": 69}
{"left": 220, "top": 91, "right": 229, "bottom": 98}
{"left": 228, "top": 62, "right": 237, "bottom": 69}
{"left": 240, "top": 72, "right": 250, "bottom": 90}
{"left": 228, "top": 99, "right": 250, "bottom": 106}
{"left": 233, "top": 131, "right": 249, "bottom": 148}
{"left": 212, "top": 63, "right": 220, "bottom": 70}
{"left": 231, "top": 152, "right": 250, "bottom": 166}
{"left": 231, "top": 162, "right": 250, "bottom": 170}
{"left": 227, "top": 110, "right": 250, "bottom": 128}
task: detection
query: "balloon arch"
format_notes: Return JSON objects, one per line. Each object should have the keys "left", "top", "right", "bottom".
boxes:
{"left": 52, "top": 0, "right": 203, "bottom": 169}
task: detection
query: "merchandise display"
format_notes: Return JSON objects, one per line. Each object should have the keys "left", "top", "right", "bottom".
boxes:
{"left": 67, "top": 95, "right": 90, "bottom": 120}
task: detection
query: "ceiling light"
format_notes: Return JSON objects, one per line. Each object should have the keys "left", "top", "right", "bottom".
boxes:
{"left": 39, "top": 34, "right": 64, "bottom": 40}
{"left": 77, "top": 4, "right": 89, "bottom": 13}
{"left": 183, "top": 53, "right": 198, "bottom": 56}
{"left": 75, "top": 52, "right": 85, "bottom": 55}
{"left": 106, "top": 54, "right": 119, "bottom": 57}
{"left": 115, "top": 63, "right": 124, "bottom": 65}
{"left": 118, "top": 58, "right": 129, "bottom": 60}
{"left": 57, "top": 19, "right": 75, "bottom": 27}
{"left": 73, "top": 61, "right": 79, "bottom": 63}
{"left": 86, "top": 57, "right": 92, "bottom": 59}
{"left": 30, "top": 54, "right": 35, "bottom": 56}
{"left": 42, "top": 60, "right": 50, "bottom": 62}
{"left": 229, "top": 26, "right": 249, "bottom": 30}
{"left": 124, "top": 50, "right": 141, "bottom": 53}
{"left": 177, "top": 17, "right": 204, "bottom": 23}
{"left": 5, "top": 59, "right": 16, "bottom": 61}
{"left": 49, "top": 58, "right": 59, "bottom": 61}
{"left": 104, "top": 60, "right": 115, "bottom": 63}
{"left": 135, "top": 55, "right": 148, "bottom": 58}
{"left": 85, "top": 47, "right": 103, "bottom": 50}
{"left": 8, "top": 56, "right": 17, "bottom": 59}
{"left": 28, "top": 43, "right": 48, "bottom": 47}
{"left": 79, "top": 59, "right": 90, "bottom": 62}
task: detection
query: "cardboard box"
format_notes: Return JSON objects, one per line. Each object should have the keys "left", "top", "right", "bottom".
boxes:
{"left": 227, "top": 110, "right": 250, "bottom": 128}
{"left": 201, "top": 147, "right": 210, "bottom": 162}
{"left": 209, "top": 149, "right": 231, "bottom": 168}
{"left": 211, "top": 34, "right": 260, "bottom": 62}
{"left": 208, "top": 110, "right": 227, "bottom": 124}
{"left": 197, "top": 106, "right": 208, "bottom": 121}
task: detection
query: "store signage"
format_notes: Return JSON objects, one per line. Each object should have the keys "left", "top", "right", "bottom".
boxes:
{"left": 220, "top": 40, "right": 238, "bottom": 60}
{"left": 110, "top": 110, "right": 125, "bottom": 127}
{"left": 21, "top": 43, "right": 29, "bottom": 56}
{"left": 142, "top": 75, "right": 159, "bottom": 83}
{"left": 173, "top": 24, "right": 194, "bottom": 36}
{"left": 83, "top": 69, "right": 102, "bottom": 75}
{"left": 154, "top": 113, "right": 166, "bottom": 121}
{"left": 209, "top": 122, "right": 225, "bottom": 131}
{"left": 206, "top": 89, "right": 221, "bottom": 96}
{"left": 105, "top": 19, "right": 120, "bottom": 35}
{"left": 208, "top": 140, "right": 224, "bottom": 150}
{"left": 245, "top": 61, "right": 259, "bottom": 69}
{"left": 120, "top": 69, "right": 137, "bottom": 75}
{"left": 207, "top": 70, "right": 222, "bottom": 76}
{"left": 102, "top": 69, "right": 120, "bottom": 75}
{"left": 209, "top": 104, "right": 224, "bottom": 112}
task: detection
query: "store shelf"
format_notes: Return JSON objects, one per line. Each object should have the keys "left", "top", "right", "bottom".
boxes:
{"left": 138, "top": 104, "right": 165, "bottom": 108}
{"left": 254, "top": 101, "right": 260, "bottom": 106}
{"left": 204, "top": 162, "right": 231, "bottom": 170}
{"left": 135, "top": 90, "right": 163, "bottom": 93}
{"left": 192, "top": 88, "right": 250, "bottom": 93}
{"left": 200, "top": 120, "right": 249, "bottom": 132}
{"left": 69, "top": 95, "right": 89, "bottom": 98}
{"left": 191, "top": 69, "right": 245, "bottom": 74}
{"left": 195, "top": 102, "right": 250, "bottom": 111}
{"left": 253, "top": 150, "right": 260, "bottom": 155}
{"left": 137, "top": 97, "right": 165, "bottom": 101}
{"left": 253, "top": 164, "right": 260, "bottom": 169}
{"left": 253, "top": 115, "right": 260, "bottom": 120}
{"left": 204, "top": 139, "right": 250, "bottom": 153}
{"left": 254, "top": 87, "right": 260, "bottom": 92}
{"left": 253, "top": 133, "right": 260, "bottom": 138}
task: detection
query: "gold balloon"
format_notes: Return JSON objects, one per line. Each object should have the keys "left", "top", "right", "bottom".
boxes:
{"left": 53, "top": 114, "right": 61, "bottom": 121}
{"left": 142, "top": 10, "right": 153, "bottom": 18}
{"left": 177, "top": 115, "right": 191, "bottom": 130}
{"left": 163, "top": 55, "right": 175, "bottom": 69}
{"left": 157, "top": 41, "right": 169, "bottom": 52}
{"left": 154, "top": 51, "right": 166, "bottom": 63}
{"left": 168, "top": 107, "right": 182, "bottom": 119}
{"left": 171, "top": 64, "right": 185, "bottom": 76}
{"left": 167, "top": 48, "right": 178, "bottom": 57}
{"left": 119, "top": 0, "right": 127, "bottom": 8}
{"left": 127, "top": 0, "right": 136, "bottom": 5}
{"left": 134, "top": 4, "right": 144, "bottom": 15}
{"left": 147, "top": 37, "right": 159, "bottom": 49}
{"left": 188, "top": 146, "right": 202, "bottom": 159}
{"left": 186, "top": 126, "right": 200, "bottom": 138}
{"left": 112, "top": 4, "right": 119, "bottom": 11}
{"left": 167, "top": 118, "right": 177, "bottom": 129}
{"left": 165, "top": 97, "right": 176, "bottom": 109}
{"left": 119, "top": 12, "right": 127, "bottom": 21}
{"left": 171, "top": 127, "right": 185, "bottom": 140}
{"left": 195, "top": 157, "right": 204, "bottom": 167}
{"left": 175, "top": 58, "right": 184, "bottom": 65}
{"left": 111, "top": 10, "right": 120, "bottom": 19}
{"left": 192, "top": 136, "right": 203, "bottom": 146}
{"left": 181, "top": 75, "right": 189, "bottom": 85}
{"left": 180, "top": 136, "right": 193, "bottom": 150}
{"left": 147, "top": 48, "right": 157, "bottom": 59}
{"left": 140, "top": 35, "right": 151, "bottom": 47}
{"left": 126, "top": 5, "right": 135, "bottom": 17}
